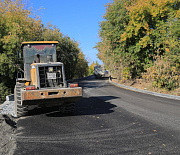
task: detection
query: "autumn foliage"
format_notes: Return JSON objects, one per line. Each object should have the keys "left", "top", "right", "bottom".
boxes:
{"left": 96, "top": 0, "right": 180, "bottom": 90}
{"left": 89, "top": 61, "right": 99, "bottom": 75}
{"left": 0, "top": 0, "right": 88, "bottom": 102}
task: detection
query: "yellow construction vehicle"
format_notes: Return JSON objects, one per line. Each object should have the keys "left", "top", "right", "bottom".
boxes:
{"left": 14, "top": 41, "right": 82, "bottom": 117}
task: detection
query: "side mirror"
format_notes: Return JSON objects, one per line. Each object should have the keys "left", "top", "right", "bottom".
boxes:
{"left": 17, "top": 51, "right": 21, "bottom": 59}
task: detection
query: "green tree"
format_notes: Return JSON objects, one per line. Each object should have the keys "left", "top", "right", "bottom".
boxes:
{"left": 122, "top": 0, "right": 180, "bottom": 88}
{"left": 74, "top": 52, "right": 89, "bottom": 78}
{"left": 43, "top": 23, "right": 81, "bottom": 80}
{"left": 0, "top": 0, "right": 43, "bottom": 102}
{"left": 0, "top": 0, "right": 87, "bottom": 102}
{"left": 89, "top": 61, "right": 96, "bottom": 75}
{"left": 95, "top": 0, "right": 129, "bottom": 79}
{"left": 57, "top": 36, "right": 80, "bottom": 80}
{"left": 96, "top": 0, "right": 180, "bottom": 89}
{"left": 121, "top": 0, "right": 180, "bottom": 77}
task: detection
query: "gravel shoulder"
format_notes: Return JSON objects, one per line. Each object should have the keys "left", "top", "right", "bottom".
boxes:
{"left": 0, "top": 114, "right": 17, "bottom": 155}
{"left": 0, "top": 97, "right": 17, "bottom": 155}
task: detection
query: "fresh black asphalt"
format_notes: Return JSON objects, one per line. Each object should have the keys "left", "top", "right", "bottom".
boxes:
{"left": 14, "top": 76, "right": 180, "bottom": 154}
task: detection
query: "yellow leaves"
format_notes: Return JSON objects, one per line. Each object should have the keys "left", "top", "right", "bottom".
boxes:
{"left": 134, "top": 24, "right": 141, "bottom": 36}
{"left": 89, "top": 61, "right": 96, "bottom": 71}
{"left": 139, "top": 36, "right": 150, "bottom": 48}
{"left": 175, "top": 10, "right": 180, "bottom": 19}
{"left": 165, "top": 48, "right": 170, "bottom": 52}
{"left": 123, "top": 0, "right": 178, "bottom": 43}
{"left": 1, "top": 0, "right": 43, "bottom": 44}
{"left": 120, "top": 32, "right": 127, "bottom": 42}
{"left": 122, "top": 67, "right": 131, "bottom": 80}
{"left": 144, "top": 22, "right": 149, "bottom": 31}
{"left": 175, "top": 76, "right": 179, "bottom": 81}
{"left": 98, "top": 0, "right": 179, "bottom": 85}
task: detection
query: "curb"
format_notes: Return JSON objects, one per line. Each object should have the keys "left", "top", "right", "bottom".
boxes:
{"left": 109, "top": 79, "right": 180, "bottom": 101}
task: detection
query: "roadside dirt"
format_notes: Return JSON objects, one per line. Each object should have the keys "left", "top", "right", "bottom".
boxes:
{"left": 0, "top": 114, "right": 17, "bottom": 155}
{"left": 111, "top": 78, "right": 180, "bottom": 96}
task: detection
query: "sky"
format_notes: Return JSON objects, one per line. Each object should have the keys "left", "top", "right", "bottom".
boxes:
{"left": 29, "top": 0, "right": 111, "bottom": 65}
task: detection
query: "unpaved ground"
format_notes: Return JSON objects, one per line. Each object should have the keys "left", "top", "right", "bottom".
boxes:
{"left": 111, "top": 78, "right": 180, "bottom": 96}
{"left": 0, "top": 114, "right": 17, "bottom": 155}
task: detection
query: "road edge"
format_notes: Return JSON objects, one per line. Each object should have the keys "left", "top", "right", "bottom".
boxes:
{"left": 109, "top": 79, "right": 180, "bottom": 101}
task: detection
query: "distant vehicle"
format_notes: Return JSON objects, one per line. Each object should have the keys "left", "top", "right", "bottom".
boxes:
{"left": 14, "top": 41, "right": 82, "bottom": 117}
{"left": 94, "top": 65, "right": 109, "bottom": 78}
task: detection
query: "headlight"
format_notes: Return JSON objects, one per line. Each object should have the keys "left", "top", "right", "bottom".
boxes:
{"left": 48, "top": 67, "right": 53, "bottom": 72}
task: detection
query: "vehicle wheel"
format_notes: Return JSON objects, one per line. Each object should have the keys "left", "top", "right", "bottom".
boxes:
{"left": 15, "top": 82, "right": 28, "bottom": 117}
{"left": 59, "top": 103, "right": 75, "bottom": 114}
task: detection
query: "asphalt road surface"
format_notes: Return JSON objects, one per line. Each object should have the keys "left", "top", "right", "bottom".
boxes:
{"left": 14, "top": 76, "right": 180, "bottom": 155}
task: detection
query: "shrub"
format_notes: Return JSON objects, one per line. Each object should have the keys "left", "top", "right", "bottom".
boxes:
{"left": 122, "top": 67, "right": 131, "bottom": 81}
{"left": 142, "top": 55, "right": 180, "bottom": 90}
{"left": 0, "top": 83, "right": 11, "bottom": 103}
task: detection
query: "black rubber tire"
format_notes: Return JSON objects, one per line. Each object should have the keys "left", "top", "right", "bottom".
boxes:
{"left": 59, "top": 103, "right": 75, "bottom": 114}
{"left": 15, "top": 82, "right": 28, "bottom": 117}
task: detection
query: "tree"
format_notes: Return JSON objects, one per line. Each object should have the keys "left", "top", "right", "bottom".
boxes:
{"left": 0, "top": 0, "right": 86, "bottom": 102}
{"left": 74, "top": 52, "right": 89, "bottom": 78}
{"left": 96, "top": 0, "right": 180, "bottom": 89}
{"left": 95, "top": 0, "right": 129, "bottom": 79}
{"left": 0, "top": 0, "right": 43, "bottom": 102}
{"left": 43, "top": 23, "right": 81, "bottom": 80}
{"left": 57, "top": 36, "right": 80, "bottom": 80}
{"left": 89, "top": 61, "right": 96, "bottom": 75}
